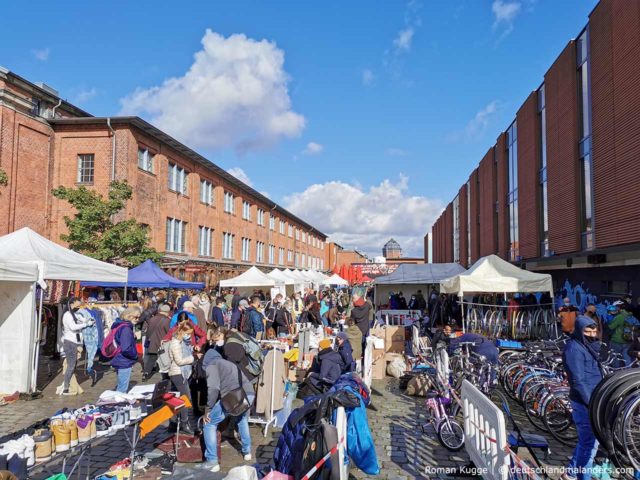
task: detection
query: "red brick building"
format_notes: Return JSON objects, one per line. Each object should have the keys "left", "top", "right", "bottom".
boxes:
{"left": 0, "top": 68, "right": 326, "bottom": 286}
{"left": 428, "top": 0, "right": 640, "bottom": 296}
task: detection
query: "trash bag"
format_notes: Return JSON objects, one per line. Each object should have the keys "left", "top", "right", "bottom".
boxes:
{"left": 386, "top": 357, "right": 406, "bottom": 379}
{"left": 224, "top": 466, "right": 259, "bottom": 480}
{"left": 406, "top": 374, "right": 432, "bottom": 397}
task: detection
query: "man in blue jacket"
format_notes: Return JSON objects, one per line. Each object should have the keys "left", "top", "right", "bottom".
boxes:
{"left": 241, "top": 296, "right": 264, "bottom": 338}
{"left": 563, "top": 316, "right": 602, "bottom": 480}
{"left": 449, "top": 331, "right": 499, "bottom": 364}
{"left": 110, "top": 307, "right": 140, "bottom": 393}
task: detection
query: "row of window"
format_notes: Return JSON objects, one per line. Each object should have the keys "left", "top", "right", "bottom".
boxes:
{"left": 166, "top": 217, "right": 324, "bottom": 267}
{"left": 75, "top": 150, "right": 324, "bottom": 249}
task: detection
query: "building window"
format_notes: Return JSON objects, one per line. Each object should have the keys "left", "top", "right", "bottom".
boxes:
{"left": 166, "top": 218, "right": 187, "bottom": 253}
{"left": 453, "top": 195, "right": 460, "bottom": 263}
{"left": 278, "top": 247, "right": 285, "bottom": 266}
{"left": 242, "top": 238, "right": 251, "bottom": 262}
{"left": 302, "top": 232, "right": 306, "bottom": 243}
{"left": 257, "top": 209, "right": 265, "bottom": 226}
{"left": 288, "top": 225, "right": 293, "bottom": 238}
{"left": 507, "top": 121, "right": 519, "bottom": 261}
{"left": 577, "top": 28, "right": 594, "bottom": 250}
{"left": 256, "top": 241, "right": 265, "bottom": 263}
{"left": 242, "top": 201, "right": 251, "bottom": 221}
{"left": 268, "top": 244, "right": 275, "bottom": 265}
{"left": 538, "top": 85, "right": 550, "bottom": 256}
{"left": 269, "top": 215, "right": 276, "bottom": 231}
{"left": 301, "top": 253, "right": 306, "bottom": 267}
{"left": 279, "top": 220, "right": 285, "bottom": 235}
{"left": 137, "top": 147, "right": 154, "bottom": 173}
{"left": 224, "top": 191, "right": 235, "bottom": 214}
{"left": 198, "top": 226, "right": 213, "bottom": 256}
{"left": 77, "top": 154, "right": 94, "bottom": 184}
{"left": 295, "top": 229, "right": 300, "bottom": 241}
{"left": 466, "top": 181, "right": 471, "bottom": 265}
{"left": 200, "top": 180, "right": 213, "bottom": 205}
{"left": 222, "top": 232, "right": 235, "bottom": 259}
{"left": 168, "top": 163, "right": 188, "bottom": 195}
{"left": 320, "top": 259, "right": 324, "bottom": 270}
{"left": 287, "top": 250, "right": 293, "bottom": 263}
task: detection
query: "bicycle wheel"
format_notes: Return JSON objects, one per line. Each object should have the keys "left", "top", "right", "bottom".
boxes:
{"left": 524, "top": 383, "right": 551, "bottom": 432}
{"left": 621, "top": 394, "right": 640, "bottom": 471}
{"left": 543, "top": 394, "right": 577, "bottom": 445}
{"left": 437, "top": 418, "right": 465, "bottom": 451}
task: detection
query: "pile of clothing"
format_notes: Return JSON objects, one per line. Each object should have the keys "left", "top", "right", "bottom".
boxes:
{"left": 267, "top": 373, "right": 379, "bottom": 479}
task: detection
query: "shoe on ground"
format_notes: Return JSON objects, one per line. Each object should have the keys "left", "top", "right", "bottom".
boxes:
{"left": 243, "top": 453, "right": 252, "bottom": 461}
{"left": 62, "top": 389, "right": 73, "bottom": 396}
{"left": 197, "top": 462, "right": 220, "bottom": 472}
{"left": 181, "top": 424, "right": 195, "bottom": 435}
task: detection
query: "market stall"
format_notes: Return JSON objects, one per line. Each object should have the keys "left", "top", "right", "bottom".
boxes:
{"left": 0, "top": 227, "right": 128, "bottom": 393}
{"left": 220, "top": 266, "right": 277, "bottom": 297}
{"left": 321, "top": 273, "right": 349, "bottom": 286}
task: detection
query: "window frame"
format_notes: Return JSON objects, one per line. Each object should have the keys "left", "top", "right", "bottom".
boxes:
{"left": 77, "top": 153, "right": 95, "bottom": 184}
{"left": 198, "top": 226, "right": 213, "bottom": 256}
{"left": 137, "top": 147, "right": 154, "bottom": 173}
{"left": 168, "top": 162, "right": 188, "bottom": 195}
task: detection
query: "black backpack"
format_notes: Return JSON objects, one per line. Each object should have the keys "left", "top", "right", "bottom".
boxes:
{"left": 240, "top": 311, "right": 253, "bottom": 335}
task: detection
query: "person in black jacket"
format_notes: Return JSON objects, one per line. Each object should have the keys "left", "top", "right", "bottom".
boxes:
{"left": 304, "top": 339, "right": 344, "bottom": 393}
{"left": 336, "top": 332, "right": 355, "bottom": 373}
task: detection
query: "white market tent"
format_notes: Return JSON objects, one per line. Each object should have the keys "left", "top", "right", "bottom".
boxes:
{"left": 268, "top": 269, "right": 294, "bottom": 285}
{"left": 439, "top": 254, "right": 553, "bottom": 296}
{"left": 321, "top": 273, "right": 349, "bottom": 286}
{"left": 374, "top": 263, "right": 466, "bottom": 307}
{"left": 220, "top": 267, "right": 276, "bottom": 297}
{"left": 0, "top": 228, "right": 128, "bottom": 393}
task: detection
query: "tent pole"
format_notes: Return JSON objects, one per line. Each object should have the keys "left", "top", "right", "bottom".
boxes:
{"left": 124, "top": 284, "right": 128, "bottom": 304}
{"left": 460, "top": 294, "right": 465, "bottom": 333}
{"left": 32, "top": 284, "right": 44, "bottom": 393}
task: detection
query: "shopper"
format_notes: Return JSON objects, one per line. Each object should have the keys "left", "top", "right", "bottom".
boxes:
{"left": 110, "top": 307, "right": 141, "bottom": 393}
{"left": 336, "top": 332, "right": 355, "bottom": 373}
{"left": 345, "top": 317, "right": 363, "bottom": 362}
{"left": 61, "top": 297, "right": 93, "bottom": 395}
{"left": 304, "top": 338, "right": 344, "bottom": 393}
{"left": 292, "top": 293, "right": 304, "bottom": 321}
{"left": 143, "top": 304, "right": 172, "bottom": 380}
{"left": 190, "top": 295, "right": 208, "bottom": 332}
{"left": 164, "top": 312, "right": 208, "bottom": 350}
{"left": 169, "top": 301, "right": 198, "bottom": 328}
{"left": 449, "top": 331, "right": 499, "bottom": 365}
{"left": 241, "top": 296, "right": 265, "bottom": 338}
{"left": 211, "top": 297, "right": 226, "bottom": 327}
{"left": 563, "top": 316, "right": 602, "bottom": 480}
{"left": 558, "top": 297, "right": 579, "bottom": 334}
{"left": 231, "top": 299, "right": 248, "bottom": 330}
{"left": 199, "top": 292, "right": 212, "bottom": 322}
{"left": 168, "top": 323, "right": 195, "bottom": 434}
{"left": 351, "top": 294, "right": 372, "bottom": 354}
{"left": 199, "top": 347, "right": 255, "bottom": 472}
{"left": 606, "top": 301, "right": 631, "bottom": 366}
{"left": 584, "top": 304, "right": 603, "bottom": 340}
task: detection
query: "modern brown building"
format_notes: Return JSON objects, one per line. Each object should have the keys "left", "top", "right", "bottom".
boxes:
{"left": 428, "top": 0, "right": 640, "bottom": 296}
{"left": 0, "top": 67, "right": 327, "bottom": 286}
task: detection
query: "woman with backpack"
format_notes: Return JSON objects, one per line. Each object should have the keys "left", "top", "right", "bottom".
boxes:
{"left": 108, "top": 307, "right": 140, "bottom": 393}
{"left": 168, "top": 323, "right": 195, "bottom": 434}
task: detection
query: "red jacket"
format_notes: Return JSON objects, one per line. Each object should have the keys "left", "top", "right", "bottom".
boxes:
{"left": 163, "top": 320, "right": 207, "bottom": 348}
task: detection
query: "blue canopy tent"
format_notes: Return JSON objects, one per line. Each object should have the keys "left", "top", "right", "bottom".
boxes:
{"left": 81, "top": 259, "right": 205, "bottom": 289}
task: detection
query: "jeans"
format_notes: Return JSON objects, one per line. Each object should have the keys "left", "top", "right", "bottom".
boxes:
{"left": 203, "top": 393, "right": 254, "bottom": 464}
{"left": 568, "top": 400, "right": 599, "bottom": 480}
{"left": 62, "top": 340, "right": 79, "bottom": 390}
{"left": 115, "top": 367, "right": 132, "bottom": 393}
{"left": 143, "top": 353, "right": 158, "bottom": 377}
{"left": 610, "top": 342, "right": 630, "bottom": 367}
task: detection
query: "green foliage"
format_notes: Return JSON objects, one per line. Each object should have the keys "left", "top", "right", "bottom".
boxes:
{"left": 0, "top": 168, "right": 8, "bottom": 187}
{"left": 52, "top": 180, "right": 162, "bottom": 266}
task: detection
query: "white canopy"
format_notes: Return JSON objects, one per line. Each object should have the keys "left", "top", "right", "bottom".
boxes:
{"left": 375, "top": 263, "right": 466, "bottom": 285}
{"left": 439, "top": 254, "right": 553, "bottom": 296}
{"left": 289, "top": 269, "right": 312, "bottom": 283}
{"left": 0, "top": 260, "right": 39, "bottom": 283}
{"left": 268, "top": 269, "right": 294, "bottom": 285}
{"left": 322, "top": 273, "right": 349, "bottom": 286}
{"left": 220, "top": 266, "right": 276, "bottom": 288}
{"left": 309, "top": 270, "right": 329, "bottom": 282}
{"left": 0, "top": 227, "right": 127, "bottom": 284}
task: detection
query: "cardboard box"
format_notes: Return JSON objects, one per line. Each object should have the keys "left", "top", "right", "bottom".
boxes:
{"left": 385, "top": 326, "right": 406, "bottom": 353}
{"left": 371, "top": 348, "right": 386, "bottom": 380}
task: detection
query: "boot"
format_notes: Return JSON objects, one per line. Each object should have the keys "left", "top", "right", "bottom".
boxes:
{"left": 50, "top": 419, "right": 70, "bottom": 453}
{"left": 65, "top": 418, "right": 78, "bottom": 447}
{"left": 33, "top": 430, "right": 52, "bottom": 463}
{"left": 76, "top": 416, "right": 92, "bottom": 444}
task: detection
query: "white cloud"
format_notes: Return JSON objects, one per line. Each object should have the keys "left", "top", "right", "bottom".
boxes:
{"left": 227, "top": 167, "right": 253, "bottom": 187}
{"left": 393, "top": 27, "right": 415, "bottom": 53}
{"left": 303, "top": 142, "right": 323, "bottom": 155}
{"left": 446, "top": 100, "right": 500, "bottom": 143}
{"left": 284, "top": 175, "right": 443, "bottom": 257}
{"left": 32, "top": 47, "right": 50, "bottom": 61}
{"left": 74, "top": 87, "right": 97, "bottom": 105}
{"left": 492, "top": 0, "right": 521, "bottom": 39}
{"left": 386, "top": 148, "right": 408, "bottom": 157}
{"left": 119, "top": 29, "right": 305, "bottom": 153}
{"left": 362, "top": 69, "right": 375, "bottom": 87}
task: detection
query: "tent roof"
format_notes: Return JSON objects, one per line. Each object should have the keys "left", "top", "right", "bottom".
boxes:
{"left": 0, "top": 260, "right": 39, "bottom": 283}
{"left": 439, "top": 254, "right": 553, "bottom": 295}
{"left": 81, "top": 259, "right": 204, "bottom": 289}
{"left": 375, "top": 263, "right": 466, "bottom": 285}
{"left": 321, "top": 273, "right": 349, "bottom": 286}
{"left": 0, "top": 228, "right": 127, "bottom": 284}
{"left": 268, "top": 269, "right": 293, "bottom": 285}
{"left": 220, "top": 266, "right": 276, "bottom": 288}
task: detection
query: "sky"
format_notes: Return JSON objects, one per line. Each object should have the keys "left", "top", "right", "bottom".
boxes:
{"left": 1, "top": 0, "right": 598, "bottom": 258}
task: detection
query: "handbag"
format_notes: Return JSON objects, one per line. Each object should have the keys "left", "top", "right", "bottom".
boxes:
{"left": 220, "top": 364, "right": 251, "bottom": 417}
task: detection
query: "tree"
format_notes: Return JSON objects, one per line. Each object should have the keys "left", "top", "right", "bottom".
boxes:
{"left": 52, "top": 180, "right": 162, "bottom": 266}
{"left": 0, "top": 168, "right": 7, "bottom": 188}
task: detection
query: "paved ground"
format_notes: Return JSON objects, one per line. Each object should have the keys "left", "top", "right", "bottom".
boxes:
{"left": 0, "top": 354, "right": 576, "bottom": 479}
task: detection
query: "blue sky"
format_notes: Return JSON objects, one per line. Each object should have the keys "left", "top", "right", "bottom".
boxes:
{"left": 1, "top": 0, "right": 598, "bottom": 257}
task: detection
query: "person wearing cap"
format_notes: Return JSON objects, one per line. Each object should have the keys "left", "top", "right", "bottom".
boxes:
{"left": 190, "top": 295, "right": 208, "bottom": 332}
{"left": 142, "top": 304, "right": 172, "bottom": 380}
{"left": 563, "top": 316, "right": 603, "bottom": 480}
{"left": 336, "top": 332, "right": 355, "bottom": 373}
{"left": 558, "top": 297, "right": 579, "bottom": 334}
{"left": 305, "top": 338, "right": 344, "bottom": 393}
{"left": 606, "top": 301, "right": 632, "bottom": 366}
{"left": 110, "top": 307, "right": 141, "bottom": 393}
{"left": 231, "top": 299, "right": 248, "bottom": 330}
{"left": 169, "top": 301, "right": 198, "bottom": 328}
{"left": 211, "top": 297, "right": 226, "bottom": 327}
{"left": 583, "top": 304, "right": 603, "bottom": 340}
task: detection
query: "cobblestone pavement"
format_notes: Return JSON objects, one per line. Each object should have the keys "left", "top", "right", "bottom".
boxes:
{"left": 0, "top": 357, "right": 575, "bottom": 479}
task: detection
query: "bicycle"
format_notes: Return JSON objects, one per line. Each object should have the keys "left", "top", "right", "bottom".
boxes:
{"left": 422, "top": 379, "right": 465, "bottom": 451}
